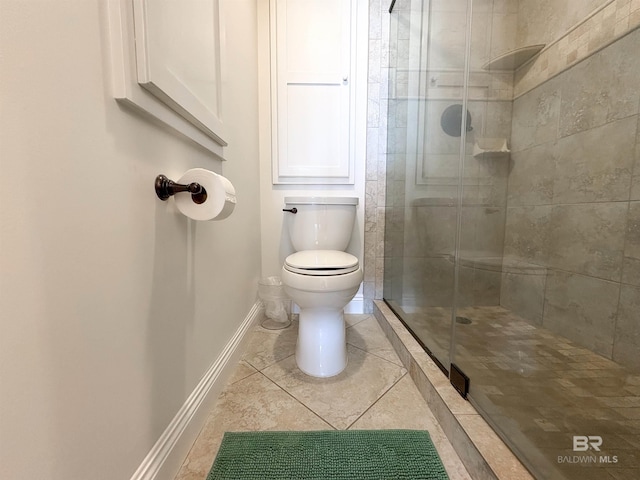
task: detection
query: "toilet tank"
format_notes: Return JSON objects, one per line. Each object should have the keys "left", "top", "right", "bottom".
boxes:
{"left": 284, "top": 197, "right": 359, "bottom": 252}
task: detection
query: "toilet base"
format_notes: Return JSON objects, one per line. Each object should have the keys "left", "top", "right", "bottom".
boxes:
{"left": 296, "top": 308, "right": 347, "bottom": 378}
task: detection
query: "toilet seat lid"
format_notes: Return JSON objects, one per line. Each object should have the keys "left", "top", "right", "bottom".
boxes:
{"left": 284, "top": 250, "right": 359, "bottom": 276}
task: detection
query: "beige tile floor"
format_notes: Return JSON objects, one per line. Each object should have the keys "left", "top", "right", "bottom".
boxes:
{"left": 175, "top": 314, "right": 472, "bottom": 480}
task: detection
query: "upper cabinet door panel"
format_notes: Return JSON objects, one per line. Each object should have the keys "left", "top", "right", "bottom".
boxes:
{"left": 133, "top": 0, "right": 226, "bottom": 145}
{"left": 284, "top": 0, "right": 347, "bottom": 81}
{"left": 272, "top": 0, "right": 355, "bottom": 184}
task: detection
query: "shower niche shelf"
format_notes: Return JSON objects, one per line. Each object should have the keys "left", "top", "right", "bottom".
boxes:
{"left": 482, "top": 44, "right": 545, "bottom": 71}
{"left": 473, "top": 138, "right": 510, "bottom": 158}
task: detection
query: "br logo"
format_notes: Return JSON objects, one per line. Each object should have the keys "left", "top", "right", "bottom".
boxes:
{"left": 573, "top": 436, "right": 602, "bottom": 452}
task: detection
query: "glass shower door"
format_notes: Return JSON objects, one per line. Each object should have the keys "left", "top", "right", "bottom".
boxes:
{"left": 384, "top": 0, "right": 472, "bottom": 372}
{"left": 448, "top": 3, "right": 640, "bottom": 480}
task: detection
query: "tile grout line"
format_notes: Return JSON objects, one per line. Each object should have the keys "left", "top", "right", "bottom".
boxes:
{"left": 346, "top": 341, "right": 406, "bottom": 368}
{"left": 345, "top": 314, "right": 376, "bottom": 329}
{"left": 256, "top": 358, "right": 339, "bottom": 430}
{"left": 344, "top": 371, "right": 409, "bottom": 430}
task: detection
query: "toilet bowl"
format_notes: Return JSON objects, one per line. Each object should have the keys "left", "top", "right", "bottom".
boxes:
{"left": 282, "top": 250, "right": 363, "bottom": 377}
{"left": 280, "top": 197, "right": 363, "bottom": 378}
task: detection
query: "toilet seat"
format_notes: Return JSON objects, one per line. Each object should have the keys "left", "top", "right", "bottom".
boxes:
{"left": 284, "top": 250, "right": 359, "bottom": 276}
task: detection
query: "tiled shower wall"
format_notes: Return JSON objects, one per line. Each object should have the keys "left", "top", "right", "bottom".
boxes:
{"left": 364, "top": 0, "right": 392, "bottom": 313}
{"left": 503, "top": 28, "right": 640, "bottom": 372}
{"left": 515, "top": 0, "right": 640, "bottom": 97}
{"left": 367, "top": 0, "right": 640, "bottom": 373}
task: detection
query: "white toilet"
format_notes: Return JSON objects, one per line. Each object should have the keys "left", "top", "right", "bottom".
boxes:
{"left": 280, "top": 197, "right": 363, "bottom": 378}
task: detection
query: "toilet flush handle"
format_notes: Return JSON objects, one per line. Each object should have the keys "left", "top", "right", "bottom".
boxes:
{"left": 282, "top": 207, "right": 298, "bottom": 214}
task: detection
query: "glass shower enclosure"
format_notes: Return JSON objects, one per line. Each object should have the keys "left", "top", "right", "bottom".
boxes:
{"left": 383, "top": 1, "right": 640, "bottom": 479}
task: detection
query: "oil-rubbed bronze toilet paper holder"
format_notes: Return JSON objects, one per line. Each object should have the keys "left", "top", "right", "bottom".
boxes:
{"left": 154, "top": 174, "right": 208, "bottom": 204}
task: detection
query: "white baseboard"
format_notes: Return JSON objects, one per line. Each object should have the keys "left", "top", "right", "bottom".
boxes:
{"left": 129, "top": 301, "right": 262, "bottom": 480}
{"left": 344, "top": 293, "right": 364, "bottom": 314}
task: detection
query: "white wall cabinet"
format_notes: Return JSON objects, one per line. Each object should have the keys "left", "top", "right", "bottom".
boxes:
{"left": 270, "top": 0, "right": 356, "bottom": 184}
{"left": 107, "top": 0, "right": 227, "bottom": 157}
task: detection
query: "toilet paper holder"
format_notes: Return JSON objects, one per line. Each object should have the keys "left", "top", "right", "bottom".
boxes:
{"left": 155, "top": 174, "right": 208, "bottom": 204}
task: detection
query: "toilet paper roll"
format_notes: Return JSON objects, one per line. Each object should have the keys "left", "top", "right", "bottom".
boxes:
{"left": 174, "top": 168, "right": 236, "bottom": 221}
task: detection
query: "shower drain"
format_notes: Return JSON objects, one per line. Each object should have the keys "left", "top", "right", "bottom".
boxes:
{"left": 455, "top": 316, "right": 472, "bottom": 325}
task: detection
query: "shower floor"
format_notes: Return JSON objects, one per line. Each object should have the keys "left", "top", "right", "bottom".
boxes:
{"left": 388, "top": 302, "right": 640, "bottom": 480}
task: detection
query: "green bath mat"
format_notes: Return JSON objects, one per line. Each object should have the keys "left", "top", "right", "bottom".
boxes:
{"left": 206, "top": 429, "right": 450, "bottom": 480}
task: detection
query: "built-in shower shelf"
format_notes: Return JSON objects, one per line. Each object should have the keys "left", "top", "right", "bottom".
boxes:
{"left": 473, "top": 138, "right": 510, "bottom": 158}
{"left": 482, "top": 44, "right": 545, "bottom": 71}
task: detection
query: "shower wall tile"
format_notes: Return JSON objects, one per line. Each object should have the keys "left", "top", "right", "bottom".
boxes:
{"left": 476, "top": 152, "right": 510, "bottom": 189}
{"left": 384, "top": 229, "right": 403, "bottom": 258}
{"left": 396, "top": 39, "right": 411, "bottom": 69}
{"left": 460, "top": 266, "right": 502, "bottom": 307}
{"left": 514, "top": 1, "right": 640, "bottom": 99}
{"left": 613, "top": 284, "right": 640, "bottom": 372}
{"left": 420, "top": 154, "right": 461, "bottom": 185}
{"left": 368, "top": 39, "right": 382, "bottom": 84}
{"left": 500, "top": 271, "right": 546, "bottom": 326}
{"left": 387, "top": 205, "right": 405, "bottom": 232}
{"left": 553, "top": 116, "right": 636, "bottom": 204}
{"left": 385, "top": 154, "right": 403, "bottom": 188}
{"left": 470, "top": 13, "right": 492, "bottom": 70}
{"left": 493, "top": 0, "right": 519, "bottom": 14}
{"left": 622, "top": 257, "right": 640, "bottom": 287}
{"left": 632, "top": 116, "right": 640, "bottom": 200}
{"left": 487, "top": 74, "right": 515, "bottom": 102}
{"left": 503, "top": 205, "right": 553, "bottom": 265}
{"left": 365, "top": 180, "right": 378, "bottom": 210}
{"left": 376, "top": 206, "right": 386, "bottom": 258}
{"left": 369, "top": 0, "right": 382, "bottom": 39}
{"left": 547, "top": 203, "right": 627, "bottom": 281}
{"left": 461, "top": 153, "right": 482, "bottom": 187}
{"left": 464, "top": 182, "right": 508, "bottom": 210}
{"left": 421, "top": 257, "right": 456, "bottom": 307}
{"left": 516, "top": 0, "right": 606, "bottom": 49}
{"left": 507, "top": 142, "right": 557, "bottom": 206}
{"left": 383, "top": 255, "right": 403, "bottom": 300}
{"left": 459, "top": 206, "right": 507, "bottom": 257}
{"left": 456, "top": 264, "right": 477, "bottom": 308}
{"left": 414, "top": 205, "right": 457, "bottom": 257}
{"left": 367, "top": 86, "right": 380, "bottom": 128}
{"left": 543, "top": 271, "right": 619, "bottom": 358}
{"left": 511, "top": 77, "right": 560, "bottom": 152}
{"left": 622, "top": 201, "right": 640, "bottom": 286}
{"left": 375, "top": 258, "right": 385, "bottom": 298}
{"left": 429, "top": 11, "right": 468, "bottom": 70}
{"left": 364, "top": 248, "right": 376, "bottom": 283}
{"left": 364, "top": 0, "right": 389, "bottom": 311}
{"left": 394, "top": 99, "right": 408, "bottom": 128}
{"left": 505, "top": 23, "right": 640, "bottom": 360}
{"left": 489, "top": 13, "right": 518, "bottom": 61}
{"left": 558, "top": 30, "right": 640, "bottom": 138}
{"left": 431, "top": 0, "right": 467, "bottom": 12}
{"left": 483, "top": 101, "right": 514, "bottom": 139}
{"left": 475, "top": 267, "right": 503, "bottom": 306}
{"left": 397, "top": 10, "right": 412, "bottom": 40}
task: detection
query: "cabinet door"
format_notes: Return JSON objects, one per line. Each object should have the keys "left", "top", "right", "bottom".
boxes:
{"left": 133, "top": 0, "right": 226, "bottom": 146}
{"left": 272, "top": 0, "right": 354, "bottom": 184}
